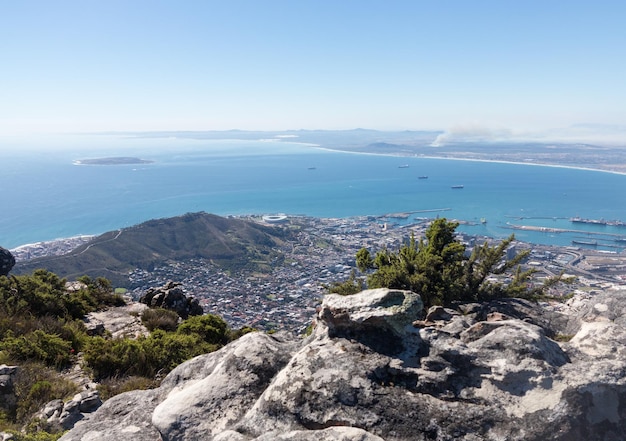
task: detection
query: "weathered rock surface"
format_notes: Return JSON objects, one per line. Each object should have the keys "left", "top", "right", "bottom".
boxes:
{"left": 38, "top": 390, "right": 102, "bottom": 430}
{"left": 0, "top": 365, "right": 18, "bottom": 417}
{"left": 0, "top": 247, "right": 15, "bottom": 276}
{"left": 83, "top": 302, "right": 149, "bottom": 338}
{"left": 61, "top": 288, "right": 626, "bottom": 441}
{"left": 140, "top": 280, "right": 203, "bottom": 318}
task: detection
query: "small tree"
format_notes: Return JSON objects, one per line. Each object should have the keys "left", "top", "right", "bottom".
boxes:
{"left": 355, "top": 218, "right": 560, "bottom": 310}
{"left": 177, "top": 314, "right": 229, "bottom": 345}
{"left": 326, "top": 269, "right": 365, "bottom": 296}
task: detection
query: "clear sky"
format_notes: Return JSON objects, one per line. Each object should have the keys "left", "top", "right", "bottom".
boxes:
{"left": 1, "top": 1, "right": 625, "bottom": 143}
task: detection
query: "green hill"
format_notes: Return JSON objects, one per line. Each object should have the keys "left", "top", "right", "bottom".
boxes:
{"left": 14, "top": 213, "right": 292, "bottom": 287}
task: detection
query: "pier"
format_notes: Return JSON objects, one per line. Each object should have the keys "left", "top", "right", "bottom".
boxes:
{"left": 382, "top": 208, "right": 451, "bottom": 219}
{"left": 503, "top": 223, "right": 626, "bottom": 241}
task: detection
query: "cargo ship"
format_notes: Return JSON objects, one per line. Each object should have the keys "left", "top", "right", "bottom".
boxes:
{"left": 570, "top": 217, "right": 607, "bottom": 225}
{"left": 570, "top": 217, "right": 626, "bottom": 227}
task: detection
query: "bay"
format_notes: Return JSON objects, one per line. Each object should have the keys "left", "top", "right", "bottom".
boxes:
{"left": 2, "top": 135, "right": 626, "bottom": 251}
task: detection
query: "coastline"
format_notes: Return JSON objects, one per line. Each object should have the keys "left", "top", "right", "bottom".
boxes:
{"left": 314, "top": 146, "right": 626, "bottom": 176}
{"left": 10, "top": 235, "right": 95, "bottom": 251}
{"left": 5, "top": 144, "right": 626, "bottom": 252}
{"left": 11, "top": 235, "right": 95, "bottom": 262}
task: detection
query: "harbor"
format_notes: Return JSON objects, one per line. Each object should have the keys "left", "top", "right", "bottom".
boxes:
{"left": 501, "top": 222, "right": 626, "bottom": 251}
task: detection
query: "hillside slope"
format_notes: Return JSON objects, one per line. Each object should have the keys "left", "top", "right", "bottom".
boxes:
{"left": 14, "top": 213, "right": 291, "bottom": 287}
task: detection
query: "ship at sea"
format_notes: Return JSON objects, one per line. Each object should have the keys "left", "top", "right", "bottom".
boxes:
{"left": 451, "top": 185, "right": 464, "bottom": 189}
{"left": 418, "top": 176, "right": 428, "bottom": 179}
{"left": 570, "top": 217, "right": 607, "bottom": 226}
{"left": 570, "top": 217, "right": 626, "bottom": 227}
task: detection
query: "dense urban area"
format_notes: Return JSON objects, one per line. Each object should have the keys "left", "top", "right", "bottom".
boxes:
{"left": 11, "top": 215, "right": 626, "bottom": 333}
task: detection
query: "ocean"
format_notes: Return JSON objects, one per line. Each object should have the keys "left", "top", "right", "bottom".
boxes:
{"left": 2, "top": 134, "right": 626, "bottom": 251}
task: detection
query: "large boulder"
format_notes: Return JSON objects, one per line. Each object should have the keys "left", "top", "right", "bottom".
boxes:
{"left": 38, "top": 390, "right": 103, "bottom": 430}
{"left": 0, "top": 365, "right": 18, "bottom": 417}
{"left": 316, "top": 288, "right": 423, "bottom": 355}
{"left": 151, "top": 331, "right": 299, "bottom": 440}
{"left": 0, "top": 247, "right": 15, "bottom": 276}
{"left": 83, "top": 302, "right": 149, "bottom": 339}
{"left": 60, "top": 332, "right": 299, "bottom": 441}
{"left": 140, "top": 280, "right": 203, "bottom": 319}
{"left": 60, "top": 288, "right": 626, "bottom": 441}
{"left": 58, "top": 388, "right": 163, "bottom": 441}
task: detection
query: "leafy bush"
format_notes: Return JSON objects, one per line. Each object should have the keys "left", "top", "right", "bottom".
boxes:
{"left": 76, "top": 276, "right": 126, "bottom": 308}
{"left": 228, "top": 326, "right": 256, "bottom": 341}
{"left": 354, "top": 218, "right": 569, "bottom": 310}
{"left": 144, "top": 330, "right": 217, "bottom": 373}
{"left": 84, "top": 329, "right": 220, "bottom": 380}
{"left": 2, "top": 430, "right": 65, "bottom": 441}
{"left": 0, "top": 271, "right": 124, "bottom": 322}
{"left": 176, "top": 314, "right": 228, "bottom": 345}
{"left": 141, "top": 308, "right": 180, "bottom": 332}
{"left": 0, "top": 270, "right": 67, "bottom": 318}
{"left": 0, "top": 331, "right": 72, "bottom": 369}
{"left": 83, "top": 336, "right": 150, "bottom": 379}
{"left": 326, "top": 269, "right": 365, "bottom": 295}
{"left": 11, "top": 361, "right": 78, "bottom": 429}
{"left": 0, "top": 269, "right": 245, "bottom": 435}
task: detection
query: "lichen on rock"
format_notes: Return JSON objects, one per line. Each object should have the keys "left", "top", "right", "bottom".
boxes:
{"left": 59, "top": 288, "right": 626, "bottom": 441}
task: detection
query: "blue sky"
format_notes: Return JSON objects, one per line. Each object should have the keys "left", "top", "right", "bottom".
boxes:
{"left": 1, "top": 1, "right": 625, "bottom": 143}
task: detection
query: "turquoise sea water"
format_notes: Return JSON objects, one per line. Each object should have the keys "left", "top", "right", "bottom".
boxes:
{"left": 2, "top": 135, "right": 626, "bottom": 251}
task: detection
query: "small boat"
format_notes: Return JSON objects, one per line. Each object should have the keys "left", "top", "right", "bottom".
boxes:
{"left": 451, "top": 185, "right": 464, "bottom": 189}
{"left": 307, "top": 167, "right": 316, "bottom": 170}
{"left": 418, "top": 176, "right": 428, "bottom": 179}
{"left": 572, "top": 240, "right": 598, "bottom": 246}
{"left": 398, "top": 164, "right": 409, "bottom": 168}
{"left": 480, "top": 218, "right": 487, "bottom": 224}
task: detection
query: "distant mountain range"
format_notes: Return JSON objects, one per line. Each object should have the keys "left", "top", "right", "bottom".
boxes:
{"left": 108, "top": 129, "right": 626, "bottom": 173}
{"left": 14, "top": 213, "right": 292, "bottom": 287}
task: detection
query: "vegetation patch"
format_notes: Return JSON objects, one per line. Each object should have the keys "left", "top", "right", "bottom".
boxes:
{"left": 331, "top": 218, "right": 571, "bottom": 311}
{"left": 0, "top": 269, "right": 249, "bottom": 437}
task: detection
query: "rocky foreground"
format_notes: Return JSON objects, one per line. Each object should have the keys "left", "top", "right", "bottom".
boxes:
{"left": 60, "top": 288, "right": 626, "bottom": 441}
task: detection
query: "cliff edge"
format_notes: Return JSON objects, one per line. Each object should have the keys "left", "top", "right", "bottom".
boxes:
{"left": 60, "top": 288, "right": 626, "bottom": 441}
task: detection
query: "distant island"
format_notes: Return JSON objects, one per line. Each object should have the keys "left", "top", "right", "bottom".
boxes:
{"left": 73, "top": 157, "right": 154, "bottom": 165}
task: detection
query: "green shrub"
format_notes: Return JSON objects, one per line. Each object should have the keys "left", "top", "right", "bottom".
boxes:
{"left": 1, "top": 331, "right": 72, "bottom": 369}
{"left": 177, "top": 314, "right": 228, "bottom": 345}
{"left": 354, "top": 218, "right": 571, "bottom": 310}
{"left": 0, "top": 271, "right": 123, "bottom": 322}
{"left": 78, "top": 276, "right": 126, "bottom": 308}
{"left": 83, "top": 337, "right": 150, "bottom": 379}
{"left": 4, "top": 429, "right": 65, "bottom": 441}
{"left": 145, "top": 330, "right": 217, "bottom": 373}
{"left": 97, "top": 376, "right": 160, "bottom": 400}
{"left": 326, "top": 269, "right": 365, "bottom": 295}
{"left": 141, "top": 308, "right": 179, "bottom": 332}
{"left": 11, "top": 362, "right": 78, "bottom": 428}
{"left": 228, "top": 326, "right": 257, "bottom": 341}
{"left": 84, "top": 327, "right": 223, "bottom": 381}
